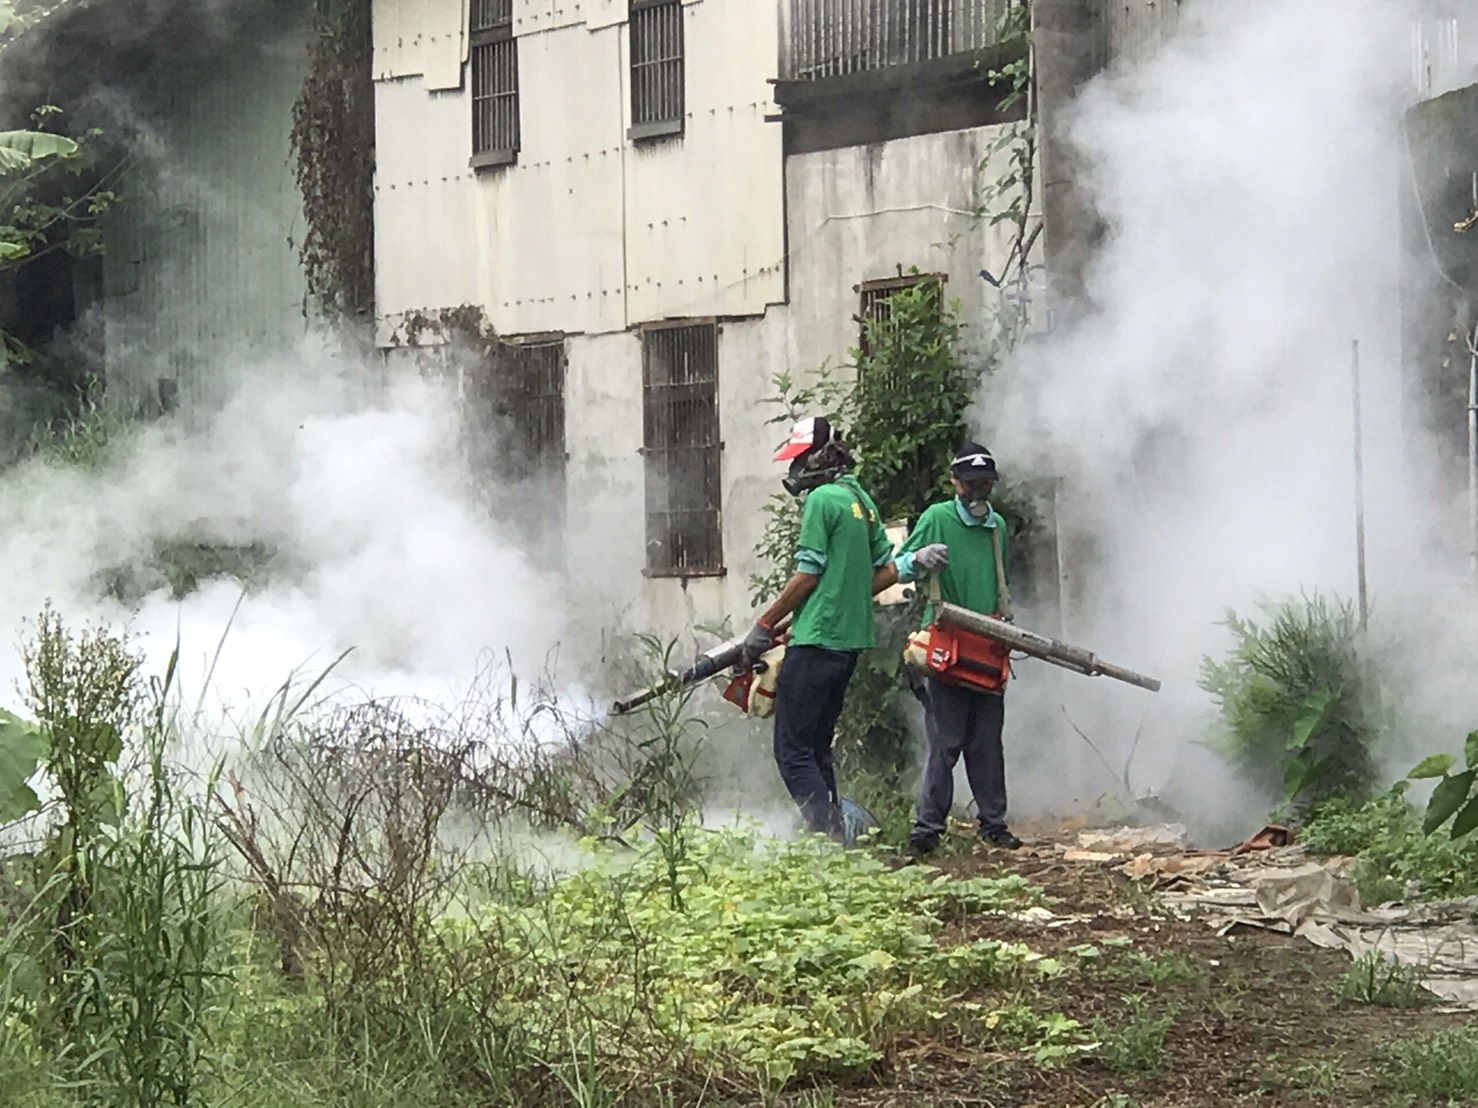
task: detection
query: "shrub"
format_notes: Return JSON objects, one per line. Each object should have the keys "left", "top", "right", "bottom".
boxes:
{"left": 1199, "top": 594, "right": 1385, "bottom": 810}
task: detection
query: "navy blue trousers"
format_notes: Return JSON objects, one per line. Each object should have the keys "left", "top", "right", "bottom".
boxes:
{"left": 772, "top": 645, "right": 859, "bottom": 833}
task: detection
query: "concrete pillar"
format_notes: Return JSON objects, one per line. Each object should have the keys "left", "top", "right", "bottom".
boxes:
{"left": 1032, "top": 0, "right": 1105, "bottom": 324}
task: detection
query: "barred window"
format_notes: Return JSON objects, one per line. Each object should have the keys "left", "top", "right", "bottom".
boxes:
{"left": 471, "top": 0, "right": 518, "bottom": 166}
{"left": 857, "top": 272, "right": 945, "bottom": 357}
{"left": 497, "top": 337, "right": 566, "bottom": 482}
{"left": 629, "top": 0, "right": 685, "bottom": 140}
{"left": 856, "top": 273, "right": 946, "bottom": 413}
{"left": 642, "top": 321, "right": 723, "bottom": 576}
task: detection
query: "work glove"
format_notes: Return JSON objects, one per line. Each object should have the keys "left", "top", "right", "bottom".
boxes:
{"left": 914, "top": 543, "right": 950, "bottom": 573}
{"left": 737, "top": 619, "right": 774, "bottom": 668}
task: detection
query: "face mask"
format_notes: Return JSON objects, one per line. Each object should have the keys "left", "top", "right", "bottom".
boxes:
{"left": 964, "top": 495, "right": 993, "bottom": 520}
{"left": 783, "top": 443, "right": 848, "bottom": 497}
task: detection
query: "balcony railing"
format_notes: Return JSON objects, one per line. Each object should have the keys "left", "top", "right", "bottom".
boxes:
{"left": 779, "top": 0, "right": 1015, "bottom": 82}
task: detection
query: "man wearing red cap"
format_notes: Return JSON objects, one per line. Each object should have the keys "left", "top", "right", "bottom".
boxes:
{"left": 739, "top": 416, "right": 895, "bottom": 836}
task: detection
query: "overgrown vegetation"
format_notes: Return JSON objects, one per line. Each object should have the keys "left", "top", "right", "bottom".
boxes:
{"left": 291, "top": 0, "right": 375, "bottom": 319}
{"left": 0, "top": 114, "right": 122, "bottom": 368}
{"left": 0, "top": 606, "right": 1098, "bottom": 1106}
{"left": 1376, "top": 1025, "right": 1478, "bottom": 1102}
{"left": 1200, "top": 593, "right": 1387, "bottom": 811}
{"left": 1406, "top": 729, "right": 1478, "bottom": 839}
{"left": 1300, "top": 787, "right": 1478, "bottom": 903}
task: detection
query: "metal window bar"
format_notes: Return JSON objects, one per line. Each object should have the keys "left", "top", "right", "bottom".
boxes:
{"left": 642, "top": 323, "right": 722, "bottom": 574}
{"left": 472, "top": 0, "right": 518, "bottom": 157}
{"left": 781, "top": 0, "right": 1011, "bottom": 81}
{"left": 500, "top": 339, "right": 567, "bottom": 478}
{"left": 630, "top": 0, "right": 685, "bottom": 129}
{"left": 857, "top": 275, "right": 944, "bottom": 406}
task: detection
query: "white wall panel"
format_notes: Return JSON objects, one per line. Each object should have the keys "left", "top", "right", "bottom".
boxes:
{"left": 373, "top": 80, "right": 481, "bottom": 336}
{"left": 423, "top": 0, "right": 467, "bottom": 90}
{"left": 474, "top": 22, "right": 628, "bottom": 336}
{"left": 623, "top": 0, "right": 785, "bottom": 323}
{"left": 375, "top": 0, "right": 431, "bottom": 78}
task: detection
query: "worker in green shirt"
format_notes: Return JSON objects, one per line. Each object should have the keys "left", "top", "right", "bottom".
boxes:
{"left": 895, "top": 442, "right": 1022, "bottom": 853}
{"left": 738, "top": 416, "right": 896, "bottom": 836}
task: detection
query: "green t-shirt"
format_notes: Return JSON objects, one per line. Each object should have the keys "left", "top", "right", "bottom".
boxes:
{"left": 789, "top": 475, "right": 893, "bottom": 651}
{"left": 896, "top": 498, "right": 1009, "bottom": 628}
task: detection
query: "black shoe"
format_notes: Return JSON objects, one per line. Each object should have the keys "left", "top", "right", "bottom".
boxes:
{"left": 905, "top": 837, "right": 937, "bottom": 858}
{"left": 981, "top": 828, "right": 1022, "bottom": 849}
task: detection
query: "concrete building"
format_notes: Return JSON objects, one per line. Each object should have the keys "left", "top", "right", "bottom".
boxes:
{"left": 367, "top": 0, "right": 1034, "bottom": 632}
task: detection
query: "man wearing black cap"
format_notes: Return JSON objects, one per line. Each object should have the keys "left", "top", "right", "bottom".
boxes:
{"left": 894, "top": 442, "right": 1022, "bottom": 853}
{"left": 738, "top": 415, "right": 896, "bottom": 837}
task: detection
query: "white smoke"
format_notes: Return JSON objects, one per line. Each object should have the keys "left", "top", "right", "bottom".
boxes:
{"left": 993, "top": 0, "right": 1467, "bottom": 837}
{"left": 0, "top": 339, "right": 590, "bottom": 752}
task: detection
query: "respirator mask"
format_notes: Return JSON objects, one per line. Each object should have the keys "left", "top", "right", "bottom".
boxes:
{"left": 958, "top": 480, "right": 995, "bottom": 520}
{"left": 783, "top": 441, "right": 852, "bottom": 497}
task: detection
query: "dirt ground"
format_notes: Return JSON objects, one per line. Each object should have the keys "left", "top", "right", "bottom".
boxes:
{"left": 819, "top": 820, "right": 1473, "bottom": 1108}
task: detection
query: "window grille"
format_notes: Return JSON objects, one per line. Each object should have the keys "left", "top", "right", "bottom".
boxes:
{"left": 629, "top": 0, "right": 685, "bottom": 139}
{"left": 856, "top": 273, "right": 945, "bottom": 409}
{"left": 642, "top": 321, "right": 723, "bottom": 575}
{"left": 472, "top": 0, "right": 519, "bottom": 164}
{"left": 781, "top": 0, "right": 1011, "bottom": 81}
{"left": 498, "top": 337, "right": 567, "bottom": 481}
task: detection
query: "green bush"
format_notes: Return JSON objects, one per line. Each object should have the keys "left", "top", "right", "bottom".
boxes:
{"left": 1301, "top": 788, "right": 1478, "bottom": 903}
{"left": 1199, "top": 594, "right": 1386, "bottom": 810}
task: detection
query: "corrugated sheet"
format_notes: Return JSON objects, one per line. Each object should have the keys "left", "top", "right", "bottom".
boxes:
{"left": 101, "top": 14, "right": 312, "bottom": 416}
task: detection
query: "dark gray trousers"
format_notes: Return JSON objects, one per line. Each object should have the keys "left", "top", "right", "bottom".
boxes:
{"left": 910, "top": 677, "right": 1007, "bottom": 846}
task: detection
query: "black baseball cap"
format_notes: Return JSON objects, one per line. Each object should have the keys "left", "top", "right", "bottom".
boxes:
{"left": 951, "top": 442, "right": 1000, "bottom": 481}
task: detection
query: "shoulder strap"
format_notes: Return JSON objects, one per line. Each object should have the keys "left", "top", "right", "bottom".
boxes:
{"left": 990, "top": 521, "right": 1013, "bottom": 621}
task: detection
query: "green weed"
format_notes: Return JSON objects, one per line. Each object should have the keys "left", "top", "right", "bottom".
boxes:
{"left": 1091, "top": 994, "right": 1175, "bottom": 1078}
{"left": 1376, "top": 1024, "right": 1478, "bottom": 1101}
{"left": 1101, "top": 951, "right": 1202, "bottom": 988}
{"left": 1331, "top": 951, "right": 1432, "bottom": 1008}
{"left": 1302, "top": 790, "right": 1478, "bottom": 903}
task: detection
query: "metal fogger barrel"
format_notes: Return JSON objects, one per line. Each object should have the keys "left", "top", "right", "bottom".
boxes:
{"left": 933, "top": 603, "right": 1162, "bottom": 693}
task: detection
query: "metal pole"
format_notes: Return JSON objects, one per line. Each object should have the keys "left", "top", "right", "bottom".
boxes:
{"left": 1351, "top": 339, "right": 1369, "bottom": 631}
{"left": 1468, "top": 324, "right": 1478, "bottom": 584}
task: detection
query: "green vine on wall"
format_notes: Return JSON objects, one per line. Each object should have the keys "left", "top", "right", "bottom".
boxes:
{"left": 290, "top": 0, "right": 375, "bottom": 321}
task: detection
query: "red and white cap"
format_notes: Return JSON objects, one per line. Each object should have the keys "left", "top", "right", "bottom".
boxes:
{"left": 773, "top": 415, "right": 835, "bottom": 462}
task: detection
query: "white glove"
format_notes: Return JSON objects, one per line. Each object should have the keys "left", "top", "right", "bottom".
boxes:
{"left": 914, "top": 544, "right": 950, "bottom": 573}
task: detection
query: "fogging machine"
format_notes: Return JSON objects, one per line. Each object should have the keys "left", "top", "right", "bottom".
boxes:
{"left": 611, "top": 605, "right": 1159, "bottom": 718}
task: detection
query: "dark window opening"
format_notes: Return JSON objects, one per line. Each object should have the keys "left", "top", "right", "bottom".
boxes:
{"left": 472, "top": 0, "right": 519, "bottom": 166}
{"left": 629, "top": 0, "right": 685, "bottom": 140}
{"left": 462, "top": 335, "right": 567, "bottom": 552}
{"left": 497, "top": 337, "right": 567, "bottom": 482}
{"left": 642, "top": 321, "right": 722, "bottom": 576}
